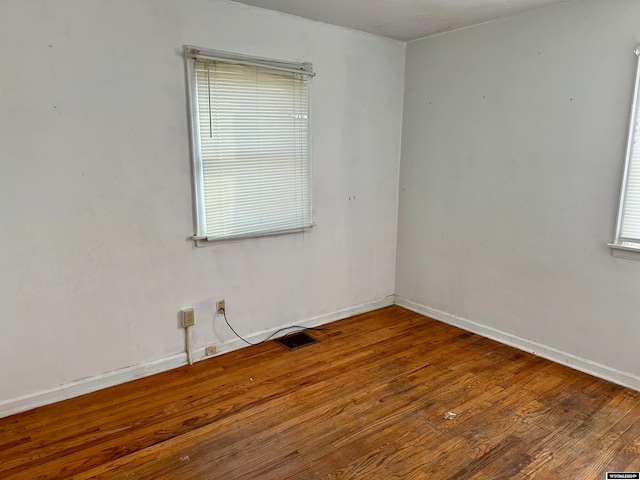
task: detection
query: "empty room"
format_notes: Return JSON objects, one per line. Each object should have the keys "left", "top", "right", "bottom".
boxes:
{"left": 3, "top": 0, "right": 640, "bottom": 478}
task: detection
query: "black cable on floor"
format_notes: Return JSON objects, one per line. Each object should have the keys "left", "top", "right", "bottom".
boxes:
{"left": 221, "top": 308, "right": 327, "bottom": 346}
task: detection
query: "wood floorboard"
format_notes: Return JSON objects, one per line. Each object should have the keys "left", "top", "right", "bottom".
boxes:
{"left": 1, "top": 305, "right": 640, "bottom": 479}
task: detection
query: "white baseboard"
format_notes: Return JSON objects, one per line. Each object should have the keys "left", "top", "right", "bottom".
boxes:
{"left": 395, "top": 295, "right": 640, "bottom": 392}
{"left": 0, "top": 295, "right": 395, "bottom": 419}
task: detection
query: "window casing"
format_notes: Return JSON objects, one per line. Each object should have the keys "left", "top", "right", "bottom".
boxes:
{"left": 610, "top": 47, "right": 640, "bottom": 259}
{"left": 184, "top": 46, "right": 313, "bottom": 243}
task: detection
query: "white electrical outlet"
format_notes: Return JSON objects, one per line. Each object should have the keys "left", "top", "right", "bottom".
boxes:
{"left": 181, "top": 308, "right": 195, "bottom": 328}
{"left": 205, "top": 346, "right": 217, "bottom": 356}
{"left": 216, "top": 299, "right": 225, "bottom": 315}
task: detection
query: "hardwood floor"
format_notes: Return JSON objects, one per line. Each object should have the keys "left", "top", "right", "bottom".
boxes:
{"left": 2, "top": 306, "right": 640, "bottom": 479}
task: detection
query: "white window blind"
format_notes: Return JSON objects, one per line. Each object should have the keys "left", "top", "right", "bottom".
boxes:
{"left": 611, "top": 47, "right": 640, "bottom": 257}
{"left": 186, "top": 48, "right": 312, "bottom": 242}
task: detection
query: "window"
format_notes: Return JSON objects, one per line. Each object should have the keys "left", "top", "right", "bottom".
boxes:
{"left": 610, "top": 47, "right": 640, "bottom": 259}
{"left": 184, "top": 46, "right": 313, "bottom": 243}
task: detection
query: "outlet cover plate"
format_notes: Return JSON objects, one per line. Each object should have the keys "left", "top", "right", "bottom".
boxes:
{"left": 181, "top": 308, "right": 195, "bottom": 328}
{"left": 205, "top": 346, "right": 217, "bottom": 356}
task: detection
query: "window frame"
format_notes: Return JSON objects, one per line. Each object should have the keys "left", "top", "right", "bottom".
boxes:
{"left": 183, "top": 46, "right": 314, "bottom": 245}
{"left": 610, "top": 46, "right": 640, "bottom": 260}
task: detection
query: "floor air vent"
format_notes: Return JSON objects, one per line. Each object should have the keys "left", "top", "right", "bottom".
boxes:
{"left": 275, "top": 332, "right": 318, "bottom": 351}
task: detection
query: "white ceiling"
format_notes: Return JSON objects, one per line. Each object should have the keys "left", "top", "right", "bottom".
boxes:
{"left": 232, "top": 0, "right": 573, "bottom": 41}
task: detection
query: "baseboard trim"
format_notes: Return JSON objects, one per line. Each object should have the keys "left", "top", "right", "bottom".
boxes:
{"left": 0, "top": 295, "right": 395, "bottom": 419}
{"left": 395, "top": 295, "right": 640, "bottom": 392}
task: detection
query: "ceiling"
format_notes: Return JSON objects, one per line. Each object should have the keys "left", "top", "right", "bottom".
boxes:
{"left": 232, "top": 0, "right": 573, "bottom": 41}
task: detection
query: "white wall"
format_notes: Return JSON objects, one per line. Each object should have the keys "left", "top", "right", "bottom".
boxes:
{"left": 397, "top": 0, "right": 640, "bottom": 378}
{"left": 0, "top": 0, "right": 405, "bottom": 406}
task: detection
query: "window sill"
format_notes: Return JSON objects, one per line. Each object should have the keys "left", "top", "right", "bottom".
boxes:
{"left": 192, "top": 224, "right": 315, "bottom": 247}
{"left": 608, "top": 242, "right": 640, "bottom": 261}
